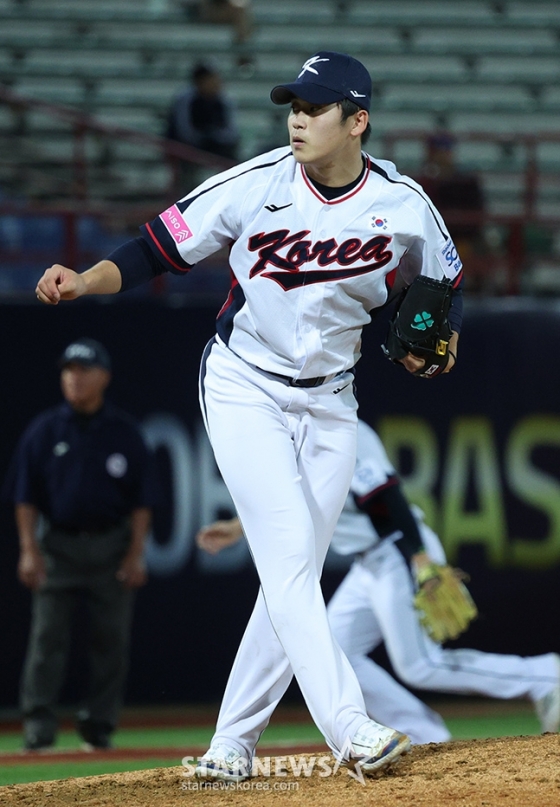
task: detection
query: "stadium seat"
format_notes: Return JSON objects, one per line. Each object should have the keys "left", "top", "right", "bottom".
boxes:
{"left": 344, "top": 0, "right": 496, "bottom": 26}
{"left": 477, "top": 56, "right": 560, "bottom": 84}
{"left": 381, "top": 84, "right": 533, "bottom": 113}
{"left": 414, "top": 27, "right": 558, "bottom": 55}
{"left": 507, "top": 1, "right": 560, "bottom": 26}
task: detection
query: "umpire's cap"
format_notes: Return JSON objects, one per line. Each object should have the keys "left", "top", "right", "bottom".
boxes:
{"left": 59, "top": 338, "right": 112, "bottom": 371}
{"left": 270, "top": 51, "right": 372, "bottom": 112}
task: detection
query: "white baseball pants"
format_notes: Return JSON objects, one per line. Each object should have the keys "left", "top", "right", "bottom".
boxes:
{"left": 199, "top": 338, "right": 372, "bottom": 759}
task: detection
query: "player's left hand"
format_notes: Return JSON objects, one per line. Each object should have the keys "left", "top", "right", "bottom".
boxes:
{"left": 117, "top": 553, "right": 148, "bottom": 588}
{"left": 382, "top": 275, "right": 458, "bottom": 378}
{"left": 399, "top": 353, "right": 426, "bottom": 375}
{"left": 400, "top": 347, "right": 456, "bottom": 375}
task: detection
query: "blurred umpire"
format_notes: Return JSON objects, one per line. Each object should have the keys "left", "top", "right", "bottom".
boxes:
{"left": 7, "top": 338, "right": 154, "bottom": 751}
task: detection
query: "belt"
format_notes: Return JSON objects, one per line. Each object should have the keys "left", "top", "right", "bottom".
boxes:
{"left": 224, "top": 342, "right": 346, "bottom": 389}
{"left": 258, "top": 367, "right": 354, "bottom": 388}
{"left": 266, "top": 371, "right": 328, "bottom": 388}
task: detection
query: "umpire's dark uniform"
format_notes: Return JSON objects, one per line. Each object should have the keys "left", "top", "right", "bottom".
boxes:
{"left": 10, "top": 340, "right": 153, "bottom": 751}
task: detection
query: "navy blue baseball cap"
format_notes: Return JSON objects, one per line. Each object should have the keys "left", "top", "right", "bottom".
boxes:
{"left": 59, "top": 338, "right": 111, "bottom": 371}
{"left": 270, "top": 51, "right": 372, "bottom": 112}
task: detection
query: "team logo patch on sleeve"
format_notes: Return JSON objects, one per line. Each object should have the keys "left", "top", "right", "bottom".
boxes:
{"left": 437, "top": 238, "right": 462, "bottom": 278}
{"left": 160, "top": 205, "right": 194, "bottom": 244}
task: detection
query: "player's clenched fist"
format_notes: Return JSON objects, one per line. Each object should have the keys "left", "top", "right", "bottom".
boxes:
{"left": 36, "top": 264, "right": 86, "bottom": 304}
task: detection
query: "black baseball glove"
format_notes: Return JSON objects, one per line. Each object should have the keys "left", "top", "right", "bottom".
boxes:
{"left": 382, "top": 275, "right": 453, "bottom": 378}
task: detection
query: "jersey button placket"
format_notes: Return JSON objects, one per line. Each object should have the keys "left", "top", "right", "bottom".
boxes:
{"left": 300, "top": 284, "right": 323, "bottom": 372}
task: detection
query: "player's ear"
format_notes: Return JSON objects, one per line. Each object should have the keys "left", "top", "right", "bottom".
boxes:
{"left": 350, "top": 109, "right": 369, "bottom": 139}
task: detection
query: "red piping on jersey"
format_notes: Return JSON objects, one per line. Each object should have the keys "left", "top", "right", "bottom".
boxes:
{"left": 354, "top": 475, "right": 399, "bottom": 507}
{"left": 300, "top": 156, "right": 371, "bottom": 205}
{"left": 144, "top": 221, "right": 190, "bottom": 273}
{"left": 384, "top": 266, "right": 397, "bottom": 291}
{"left": 217, "top": 271, "right": 239, "bottom": 318}
{"left": 452, "top": 268, "right": 464, "bottom": 288}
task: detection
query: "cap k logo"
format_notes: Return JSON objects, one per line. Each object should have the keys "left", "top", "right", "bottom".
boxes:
{"left": 298, "top": 55, "right": 330, "bottom": 78}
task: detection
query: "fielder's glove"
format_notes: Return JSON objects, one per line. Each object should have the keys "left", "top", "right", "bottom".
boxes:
{"left": 413, "top": 563, "right": 478, "bottom": 643}
{"left": 382, "top": 275, "right": 453, "bottom": 378}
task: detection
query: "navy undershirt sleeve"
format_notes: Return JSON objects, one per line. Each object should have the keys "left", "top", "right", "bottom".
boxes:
{"left": 107, "top": 237, "right": 168, "bottom": 293}
{"left": 354, "top": 481, "right": 424, "bottom": 566}
{"left": 448, "top": 273, "right": 464, "bottom": 334}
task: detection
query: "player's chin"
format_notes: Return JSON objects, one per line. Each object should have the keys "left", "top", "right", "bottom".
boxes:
{"left": 291, "top": 144, "right": 309, "bottom": 162}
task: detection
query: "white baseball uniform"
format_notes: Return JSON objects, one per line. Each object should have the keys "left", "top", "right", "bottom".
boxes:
{"left": 327, "top": 420, "right": 560, "bottom": 743}
{"left": 138, "top": 145, "right": 463, "bottom": 759}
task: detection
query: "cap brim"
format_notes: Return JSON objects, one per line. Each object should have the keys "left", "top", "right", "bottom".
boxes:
{"left": 270, "top": 83, "right": 344, "bottom": 106}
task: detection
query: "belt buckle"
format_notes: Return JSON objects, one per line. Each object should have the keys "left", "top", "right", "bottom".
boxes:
{"left": 291, "top": 376, "right": 325, "bottom": 388}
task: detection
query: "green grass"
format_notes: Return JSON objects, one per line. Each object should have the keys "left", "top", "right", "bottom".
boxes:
{"left": 0, "top": 759, "right": 177, "bottom": 787}
{"left": 0, "top": 722, "right": 323, "bottom": 755}
{"left": 444, "top": 712, "right": 541, "bottom": 741}
{"left": 0, "top": 726, "right": 204, "bottom": 754}
{"left": 0, "top": 712, "right": 542, "bottom": 788}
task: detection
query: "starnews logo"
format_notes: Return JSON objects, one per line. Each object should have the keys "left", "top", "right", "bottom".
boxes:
{"left": 181, "top": 737, "right": 367, "bottom": 786}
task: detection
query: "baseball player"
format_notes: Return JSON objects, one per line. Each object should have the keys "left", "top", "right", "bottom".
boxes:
{"left": 197, "top": 419, "right": 560, "bottom": 744}
{"left": 329, "top": 419, "right": 560, "bottom": 740}
{"left": 35, "top": 51, "right": 464, "bottom": 780}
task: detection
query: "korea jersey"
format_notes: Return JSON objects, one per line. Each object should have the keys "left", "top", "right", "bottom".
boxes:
{"left": 142, "top": 147, "right": 463, "bottom": 380}
{"left": 331, "top": 420, "right": 447, "bottom": 563}
{"left": 330, "top": 419, "right": 397, "bottom": 556}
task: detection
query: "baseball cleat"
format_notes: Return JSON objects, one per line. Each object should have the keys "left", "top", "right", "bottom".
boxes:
{"left": 194, "top": 744, "right": 251, "bottom": 782}
{"left": 348, "top": 722, "right": 411, "bottom": 775}
{"left": 535, "top": 653, "right": 560, "bottom": 733}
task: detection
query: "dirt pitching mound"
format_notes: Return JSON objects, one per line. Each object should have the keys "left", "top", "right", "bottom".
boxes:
{"left": 2, "top": 734, "right": 559, "bottom": 807}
